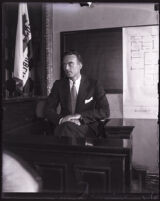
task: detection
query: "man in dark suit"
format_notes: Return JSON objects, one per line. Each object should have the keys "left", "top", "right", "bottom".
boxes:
{"left": 44, "top": 50, "right": 110, "bottom": 140}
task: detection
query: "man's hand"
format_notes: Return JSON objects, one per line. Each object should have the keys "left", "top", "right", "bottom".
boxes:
{"left": 60, "top": 114, "right": 81, "bottom": 125}
{"left": 69, "top": 119, "right": 81, "bottom": 126}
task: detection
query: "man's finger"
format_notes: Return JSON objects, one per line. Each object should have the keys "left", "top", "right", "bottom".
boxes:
{"left": 70, "top": 114, "right": 81, "bottom": 120}
{"left": 69, "top": 119, "right": 81, "bottom": 126}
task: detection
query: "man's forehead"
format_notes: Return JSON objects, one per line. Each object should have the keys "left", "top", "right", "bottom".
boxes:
{"left": 63, "top": 54, "right": 78, "bottom": 62}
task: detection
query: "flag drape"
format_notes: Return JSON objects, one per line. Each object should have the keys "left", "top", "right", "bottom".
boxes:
{"left": 13, "top": 3, "right": 32, "bottom": 89}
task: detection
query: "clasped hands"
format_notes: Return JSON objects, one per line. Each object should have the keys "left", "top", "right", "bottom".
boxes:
{"left": 60, "top": 114, "right": 82, "bottom": 126}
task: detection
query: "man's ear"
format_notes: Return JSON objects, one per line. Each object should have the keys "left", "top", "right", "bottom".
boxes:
{"left": 79, "top": 62, "right": 82, "bottom": 69}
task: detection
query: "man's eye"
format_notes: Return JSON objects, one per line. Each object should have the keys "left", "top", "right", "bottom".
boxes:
{"left": 69, "top": 62, "right": 74, "bottom": 66}
{"left": 63, "top": 62, "right": 74, "bottom": 68}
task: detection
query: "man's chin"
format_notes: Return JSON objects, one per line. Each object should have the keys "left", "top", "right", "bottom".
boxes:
{"left": 66, "top": 74, "right": 72, "bottom": 78}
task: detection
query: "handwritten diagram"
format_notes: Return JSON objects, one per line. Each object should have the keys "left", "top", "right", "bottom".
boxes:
{"left": 123, "top": 26, "right": 159, "bottom": 119}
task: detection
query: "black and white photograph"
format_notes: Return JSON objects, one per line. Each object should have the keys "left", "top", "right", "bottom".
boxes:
{"left": 1, "top": 1, "right": 159, "bottom": 200}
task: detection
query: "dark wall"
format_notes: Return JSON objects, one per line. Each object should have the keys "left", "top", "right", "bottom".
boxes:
{"left": 61, "top": 28, "right": 122, "bottom": 93}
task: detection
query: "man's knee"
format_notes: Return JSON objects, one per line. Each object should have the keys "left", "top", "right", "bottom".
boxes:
{"left": 61, "top": 121, "right": 78, "bottom": 128}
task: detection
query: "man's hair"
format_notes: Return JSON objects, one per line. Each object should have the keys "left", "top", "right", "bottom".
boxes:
{"left": 63, "top": 50, "right": 83, "bottom": 64}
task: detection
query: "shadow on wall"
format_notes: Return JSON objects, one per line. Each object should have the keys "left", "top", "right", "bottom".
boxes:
{"left": 125, "top": 118, "right": 159, "bottom": 174}
{"left": 106, "top": 94, "right": 123, "bottom": 118}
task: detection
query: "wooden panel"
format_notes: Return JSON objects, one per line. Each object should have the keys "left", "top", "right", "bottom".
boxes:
{"left": 74, "top": 166, "right": 111, "bottom": 193}
{"left": 4, "top": 136, "right": 131, "bottom": 194}
{"left": 2, "top": 97, "right": 47, "bottom": 136}
{"left": 34, "top": 163, "right": 66, "bottom": 193}
{"left": 2, "top": 99, "right": 37, "bottom": 132}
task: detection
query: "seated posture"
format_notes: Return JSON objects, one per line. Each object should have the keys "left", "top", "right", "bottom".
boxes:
{"left": 44, "top": 50, "right": 110, "bottom": 141}
{"left": 2, "top": 151, "right": 41, "bottom": 192}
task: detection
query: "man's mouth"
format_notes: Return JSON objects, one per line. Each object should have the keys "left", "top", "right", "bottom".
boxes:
{"left": 66, "top": 71, "right": 72, "bottom": 75}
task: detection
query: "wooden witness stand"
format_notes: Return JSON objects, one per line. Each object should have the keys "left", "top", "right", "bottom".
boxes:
{"left": 3, "top": 99, "right": 134, "bottom": 197}
{"left": 4, "top": 136, "right": 132, "bottom": 196}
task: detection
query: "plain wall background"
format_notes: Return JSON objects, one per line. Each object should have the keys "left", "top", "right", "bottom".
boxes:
{"left": 51, "top": 3, "right": 158, "bottom": 83}
{"left": 50, "top": 3, "right": 158, "bottom": 173}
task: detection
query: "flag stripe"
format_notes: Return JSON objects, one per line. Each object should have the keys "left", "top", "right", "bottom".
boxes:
{"left": 13, "top": 3, "right": 32, "bottom": 88}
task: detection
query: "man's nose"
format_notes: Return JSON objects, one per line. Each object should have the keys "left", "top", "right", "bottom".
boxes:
{"left": 65, "top": 64, "right": 69, "bottom": 70}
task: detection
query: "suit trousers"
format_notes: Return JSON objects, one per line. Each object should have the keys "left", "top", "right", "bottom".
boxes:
{"left": 54, "top": 122, "right": 95, "bottom": 142}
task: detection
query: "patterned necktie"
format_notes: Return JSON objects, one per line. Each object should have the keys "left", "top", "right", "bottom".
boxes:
{"left": 70, "top": 81, "right": 77, "bottom": 114}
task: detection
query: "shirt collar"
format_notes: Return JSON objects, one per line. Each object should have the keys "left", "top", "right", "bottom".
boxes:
{"left": 69, "top": 75, "right": 81, "bottom": 85}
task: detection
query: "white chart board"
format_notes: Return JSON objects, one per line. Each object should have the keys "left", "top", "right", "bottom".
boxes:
{"left": 123, "top": 26, "right": 159, "bottom": 119}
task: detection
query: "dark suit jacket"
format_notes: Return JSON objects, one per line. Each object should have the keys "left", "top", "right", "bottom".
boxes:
{"left": 44, "top": 75, "right": 110, "bottom": 135}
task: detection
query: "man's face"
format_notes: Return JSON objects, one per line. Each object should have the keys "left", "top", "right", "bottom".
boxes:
{"left": 63, "top": 54, "right": 82, "bottom": 80}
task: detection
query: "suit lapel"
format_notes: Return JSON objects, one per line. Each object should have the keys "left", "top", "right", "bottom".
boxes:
{"left": 75, "top": 75, "right": 88, "bottom": 113}
{"left": 62, "top": 78, "right": 72, "bottom": 114}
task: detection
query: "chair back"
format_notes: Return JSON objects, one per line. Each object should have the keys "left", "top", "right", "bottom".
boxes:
{"left": 35, "top": 99, "right": 47, "bottom": 119}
